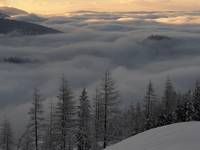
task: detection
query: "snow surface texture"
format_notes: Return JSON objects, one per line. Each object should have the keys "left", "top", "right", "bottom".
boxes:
{"left": 105, "top": 122, "right": 200, "bottom": 150}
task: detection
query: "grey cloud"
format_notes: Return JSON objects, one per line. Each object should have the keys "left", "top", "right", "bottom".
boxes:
{"left": 1, "top": 11, "right": 200, "bottom": 134}
{"left": 0, "top": 12, "right": 200, "bottom": 137}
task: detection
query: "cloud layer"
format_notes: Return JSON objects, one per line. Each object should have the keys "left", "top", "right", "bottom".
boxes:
{"left": 1, "top": 11, "right": 200, "bottom": 135}
{"left": 2, "top": 11, "right": 200, "bottom": 103}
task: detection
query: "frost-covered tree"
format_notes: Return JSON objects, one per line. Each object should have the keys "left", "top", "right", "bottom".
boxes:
{"left": 158, "top": 78, "right": 177, "bottom": 126}
{"left": 27, "top": 88, "right": 44, "bottom": 150}
{"left": 193, "top": 80, "right": 200, "bottom": 120}
{"left": 134, "top": 102, "right": 143, "bottom": 134}
{"left": 163, "top": 78, "right": 177, "bottom": 113}
{"left": 176, "top": 102, "right": 195, "bottom": 122}
{"left": 176, "top": 92, "right": 195, "bottom": 122}
{"left": 92, "top": 88, "right": 103, "bottom": 150}
{"left": 127, "top": 103, "right": 135, "bottom": 136}
{"left": 0, "top": 119, "right": 14, "bottom": 150}
{"left": 76, "top": 88, "right": 91, "bottom": 150}
{"left": 43, "top": 101, "right": 56, "bottom": 150}
{"left": 55, "top": 76, "right": 76, "bottom": 150}
{"left": 17, "top": 128, "right": 32, "bottom": 150}
{"left": 99, "top": 71, "right": 120, "bottom": 148}
{"left": 122, "top": 102, "right": 144, "bottom": 137}
{"left": 122, "top": 103, "right": 136, "bottom": 137}
{"left": 144, "top": 81, "right": 157, "bottom": 130}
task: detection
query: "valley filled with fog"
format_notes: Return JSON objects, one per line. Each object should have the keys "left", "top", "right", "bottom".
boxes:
{"left": 1, "top": 11, "right": 200, "bottom": 135}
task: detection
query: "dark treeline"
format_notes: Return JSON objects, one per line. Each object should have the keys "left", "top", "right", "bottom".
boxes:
{"left": 1, "top": 71, "right": 200, "bottom": 150}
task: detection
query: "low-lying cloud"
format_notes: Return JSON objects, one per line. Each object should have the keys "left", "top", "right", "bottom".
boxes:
{"left": 1, "top": 11, "right": 200, "bottom": 136}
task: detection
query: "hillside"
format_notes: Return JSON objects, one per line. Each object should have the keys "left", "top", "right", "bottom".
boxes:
{"left": 0, "top": 7, "right": 28, "bottom": 16}
{"left": 105, "top": 122, "right": 200, "bottom": 150}
{"left": 0, "top": 12, "right": 9, "bottom": 19}
{"left": 0, "top": 18, "right": 61, "bottom": 35}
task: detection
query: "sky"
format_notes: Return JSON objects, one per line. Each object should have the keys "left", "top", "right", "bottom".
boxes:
{"left": 0, "top": 0, "right": 200, "bottom": 14}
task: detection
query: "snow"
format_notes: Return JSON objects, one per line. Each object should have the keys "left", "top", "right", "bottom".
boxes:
{"left": 105, "top": 122, "right": 200, "bottom": 150}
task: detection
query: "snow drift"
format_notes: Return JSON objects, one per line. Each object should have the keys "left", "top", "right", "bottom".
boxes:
{"left": 105, "top": 122, "right": 200, "bottom": 150}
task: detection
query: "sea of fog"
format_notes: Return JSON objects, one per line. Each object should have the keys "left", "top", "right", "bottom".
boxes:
{"left": 1, "top": 11, "right": 200, "bottom": 135}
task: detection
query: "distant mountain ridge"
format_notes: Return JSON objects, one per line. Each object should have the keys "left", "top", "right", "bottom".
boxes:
{"left": 0, "top": 56, "right": 38, "bottom": 64}
{"left": 0, "top": 7, "right": 28, "bottom": 16}
{"left": 147, "top": 34, "right": 171, "bottom": 41}
{"left": 0, "top": 18, "right": 61, "bottom": 35}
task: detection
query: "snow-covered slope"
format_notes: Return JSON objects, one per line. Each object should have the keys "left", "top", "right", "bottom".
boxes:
{"left": 105, "top": 122, "right": 200, "bottom": 150}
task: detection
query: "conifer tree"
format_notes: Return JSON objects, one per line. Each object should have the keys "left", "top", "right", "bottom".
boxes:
{"left": 134, "top": 102, "right": 143, "bottom": 134}
{"left": 128, "top": 103, "right": 135, "bottom": 136}
{"left": 184, "top": 101, "right": 195, "bottom": 121}
{"left": 193, "top": 80, "right": 200, "bottom": 120}
{"left": 144, "top": 81, "right": 157, "bottom": 130}
{"left": 158, "top": 78, "right": 177, "bottom": 126}
{"left": 43, "top": 101, "right": 55, "bottom": 150}
{"left": 76, "top": 88, "right": 91, "bottom": 150}
{"left": 28, "top": 88, "right": 44, "bottom": 150}
{"left": 176, "top": 91, "right": 195, "bottom": 122}
{"left": 100, "top": 71, "right": 120, "bottom": 148}
{"left": 122, "top": 104, "right": 135, "bottom": 138}
{"left": 17, "top": 126, "right": 32, "bottom": 150}
{"left": 55, "top": 76, "right": 76, "bottom": 150}
{"left": 163, "top": 78, "right": 177, "bottom": 113}
{"left": 93, "top": 88, "right": 103, "bottom": 150}
{"left": 0, "top": 119, "right": 14, "bottom": 150}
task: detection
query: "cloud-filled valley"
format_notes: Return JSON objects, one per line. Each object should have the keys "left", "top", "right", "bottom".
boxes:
{"left": 1, "top": 11, "right": 200, "bottom": 135}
